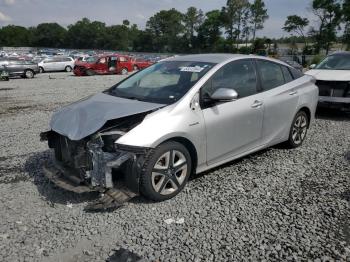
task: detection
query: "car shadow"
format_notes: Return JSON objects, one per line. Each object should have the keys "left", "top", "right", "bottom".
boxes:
{"left": 316, "top": 108, "right": 350, "bottom": 121}
{"left": 24, "top": 150, "right": 99, "bottom": 206}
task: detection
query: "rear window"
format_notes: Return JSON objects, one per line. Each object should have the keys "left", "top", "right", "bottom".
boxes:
{"left": 281, "top": 66, "right": 294, "bottom": 83}
{"left": 289, "top": 67, "right": 303, "bottom": 79}
{"left": 256, "top": 60, "right": 285, "bottom": 91}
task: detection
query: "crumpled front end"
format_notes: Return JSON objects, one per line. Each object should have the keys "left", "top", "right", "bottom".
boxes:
{"left": 41, "top": 128, "right": 151, "bottom": 195}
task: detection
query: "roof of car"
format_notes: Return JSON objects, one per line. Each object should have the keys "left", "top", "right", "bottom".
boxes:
{"left": 330, "top": 51, "right": 350, "bottom": 56}
{"left": 165, "top": 53, "right": 246, "bottom": 63}
{"left": 163, "top": 53, "right": 290, "bottom": 67}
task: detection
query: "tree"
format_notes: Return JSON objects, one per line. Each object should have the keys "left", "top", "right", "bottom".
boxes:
{"left": 343, "top": 0, "right": 350, "bottom": 49}
{"left": 221, "top": 0, "right": 250, "bottom": 47}
{"left": 0, "top": 25, "right": 32, "bottom": 46}
{"left": 250, "top": 0, "right": 268, "bottom": 41}
{"left": 183, "top": 7, "right": 204, "bottom": 49}
{"left": 65, "top": 18, "right": 107, "bottom": 49}
{"left": 310, "top": 0, "right": 342, "bottom": 54}
{"left": 146, "top": 8, "right": 184, "bottom": 52}
{"left": 283, "top": 15, "right": 309, "bottom": 49}
{"left": 32, "top": 23, "right": 67, "bottom": 48}
{"left": 197, "top": 10, "right": 224, "bottom": 52}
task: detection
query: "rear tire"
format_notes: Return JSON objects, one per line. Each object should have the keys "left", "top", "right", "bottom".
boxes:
{"left": 121, "top": 68, "right": 128, "bottom": 75}
{"left": 24, "top": 69, "right": 34, "bottom": 79}
{"left": 133, "top": 65, "right": 139, "bottom": 71}
{"left": 140, "top": 141, "right": 192, "bottom": 201}
{"left": 65, "top": 66, "right": 72, "bottom": 72}
{"left": 285, "top": 110, "right": 309, "bottom": 148}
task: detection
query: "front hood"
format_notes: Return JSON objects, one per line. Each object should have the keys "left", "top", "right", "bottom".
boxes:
{"left": 50, "top": 93, "right": 164, "bottom": 140}
{"left": 305, "top": 69, "right": 350, "bottom": 81}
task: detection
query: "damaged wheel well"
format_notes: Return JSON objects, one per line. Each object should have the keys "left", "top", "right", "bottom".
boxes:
{"left": 162, "top": 137, "right": 198, "bottom": 176}
{"left": 299, "top": 107, "right": 311, "bottom": 127}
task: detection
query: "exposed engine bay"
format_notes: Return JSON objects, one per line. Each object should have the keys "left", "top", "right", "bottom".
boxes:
{"left": 40, "top": 112, "right": 154, "bottom": 211}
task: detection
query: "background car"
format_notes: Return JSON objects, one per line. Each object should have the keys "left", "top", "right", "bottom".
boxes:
{"left": 38, "top": 57, "right": 75, "bottom": 73}
{"left": 306, "top": 51, "right": 350, "bottom": 110}
{"left": 73, "top": 54, "right": 133, "bottom": 76}
{"left": 0, "top": 59, "right": 39, "bottom": 78}
{"left": 132, "top": 58, "right": 154, "bottom": 71}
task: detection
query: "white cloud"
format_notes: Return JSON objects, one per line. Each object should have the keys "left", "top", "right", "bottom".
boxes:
{"left": 0, "top": 10, "right": 11, "bottom": 22}
{"left": 3, "top": 0, "right": 16, "bottom": 5}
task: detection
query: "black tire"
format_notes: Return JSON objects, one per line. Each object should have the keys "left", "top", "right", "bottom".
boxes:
{"left": 39, "top": 67, "right": 44, "bottom": 73}
{"left": 4, "top": 77, "right": 9, "bottom": 81}
{"left": 65, "top": 66, "right": 72, "bottom": 72}
{"left": 86, "top": 69, "right": 95, "bottom": 76}
{"left": 120, "top": 68, "right": 128, "bottom": 75}
{"left": 140, "top": 141, "right": 192, "bottom": 201}
{"left": 24, "top": 69, "right": 34, "bottom": 79}
{"left": 133, "top": 65, "right": 139, "bottom": 71}
{"left": 285, "top": 110, "right": 309, "bottom": 148}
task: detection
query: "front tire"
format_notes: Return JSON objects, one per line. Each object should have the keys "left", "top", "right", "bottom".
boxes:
{"left": 286, "top": 110, "right": 309, "bottom": 148}
{"left": 65, "top": 66, "right": 72, "bottom": 72}
{"left": 140, "top": 141, "right": 192, "bottom": 201}
{"left": 39, "top": 67, "right": 44, "bottom": 73}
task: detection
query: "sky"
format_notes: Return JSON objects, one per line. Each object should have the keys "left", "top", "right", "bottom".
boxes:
{"left": 0, "top": 0, "right": 314, "bottom": 38}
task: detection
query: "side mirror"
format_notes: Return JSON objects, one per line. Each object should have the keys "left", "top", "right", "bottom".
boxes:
{"left": 309, "top": 64, "right": 316, "bottom": 69}
{"left": 210, "top": 88, "right": 238, "bottom": 101}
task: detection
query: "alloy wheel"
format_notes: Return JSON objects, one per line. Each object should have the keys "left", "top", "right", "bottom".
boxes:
{"left": 292, "top": 115, "right": 308, "bottom": 145}
{"left": 151, "top": 150, "right": 188, "bottom": 195}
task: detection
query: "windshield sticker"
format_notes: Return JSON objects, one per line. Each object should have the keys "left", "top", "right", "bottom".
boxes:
{"left": 180, "top": 66, "right": 204, "bottom": 73}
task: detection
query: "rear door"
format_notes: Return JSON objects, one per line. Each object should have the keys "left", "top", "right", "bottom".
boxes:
{"left": 201, "top": 59, "right": 264, "bottom": 165}
{"left": 255, "top": 59, "right": 300, "bottom": 145}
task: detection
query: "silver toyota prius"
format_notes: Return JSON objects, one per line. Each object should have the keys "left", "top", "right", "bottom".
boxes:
{"left": 41, "top": 54, "right": 318, "bottom": 208}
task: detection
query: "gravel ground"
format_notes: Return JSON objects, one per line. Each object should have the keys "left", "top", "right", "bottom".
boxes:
{"left": 0, "top": 72, "right": 349, "bottom": 262}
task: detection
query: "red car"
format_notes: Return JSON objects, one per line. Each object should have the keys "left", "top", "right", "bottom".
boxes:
{"left": 73, "top": 55, "right": 134, "bottom": 76}
{"left": 132, "top": 58, "right": 154, "bottom": 71}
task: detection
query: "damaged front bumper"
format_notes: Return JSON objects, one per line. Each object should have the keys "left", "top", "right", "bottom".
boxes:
{"left": 40, "top": 131, "right": 152, "bottom": 196}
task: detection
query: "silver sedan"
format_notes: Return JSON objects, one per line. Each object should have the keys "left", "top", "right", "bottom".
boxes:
{"left": 41, "top": 54, "right": 318, "bottom": 206}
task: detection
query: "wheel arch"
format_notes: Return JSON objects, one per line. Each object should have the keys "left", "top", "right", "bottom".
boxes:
{"left": 159, "top": 136, "right": 198, "bottom": 176}
{"left": 298, "top": 106, "right": 311, "bottom": 127}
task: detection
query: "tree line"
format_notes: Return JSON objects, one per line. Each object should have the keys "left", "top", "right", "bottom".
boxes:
{"left": 0, "top": 0, "right": 349, "bottom": 54}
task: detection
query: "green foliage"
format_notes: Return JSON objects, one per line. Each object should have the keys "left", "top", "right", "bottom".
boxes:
{"left": 146, "top": 8, "right": 185, "bottom": 52}
{"left": 310, "top": 54, "right": 325, "bottom": 65}
{"left": 0, "top": 25, "right": 32, "bottom": 46}
{"left": 310, "top": 0, "right": 342, "bottom": 54}
{"left": 250, "top": 0, "right": 268, "bottom": 41}
{"left": 32, "top": 23, "right": 67, "bottom": 48}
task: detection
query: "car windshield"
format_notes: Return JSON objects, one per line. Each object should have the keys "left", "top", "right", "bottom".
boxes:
{"left": 109, "top": 61, "right": 215, "bottom": 104}
{"left": 316, "top": 55, "right": 350, "bottom": 70}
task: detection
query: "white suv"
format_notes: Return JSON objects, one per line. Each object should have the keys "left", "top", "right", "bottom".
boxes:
{"left": 38, "top": 57, "right": 74, "bottom": 73}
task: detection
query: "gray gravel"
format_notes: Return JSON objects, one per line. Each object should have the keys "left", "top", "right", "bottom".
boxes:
{"left": 0, "top": 72, "right": 349, "bottom": 262}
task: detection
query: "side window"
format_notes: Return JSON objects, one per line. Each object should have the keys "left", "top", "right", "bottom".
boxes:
{"left": 119, "top": 56, "right": 127, "bottom": 62}
{"left": 257, "top": 60, "right": 285, "bottom": 91}
{"left": 202, "top": 59, "right": 257, "bottom": 99}
{"left": 281, "top": 66, "right": 294, "bottom": 83}
{"left": 98, "top": 57, "right": 107, "bottom": 64}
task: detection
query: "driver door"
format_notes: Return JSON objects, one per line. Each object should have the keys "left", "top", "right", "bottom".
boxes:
{"left": 201, "top": 59, "right": 264, "bottom": 165}
{"left": 95, "top": 57, "right": 107, "bottom": 74}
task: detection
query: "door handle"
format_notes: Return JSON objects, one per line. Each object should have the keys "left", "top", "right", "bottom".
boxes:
{"left": 289, "top": 90, "right": 298, "bottom": 95}
{"left": 251, "top": 100, "right": 263, "bottom": 108}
